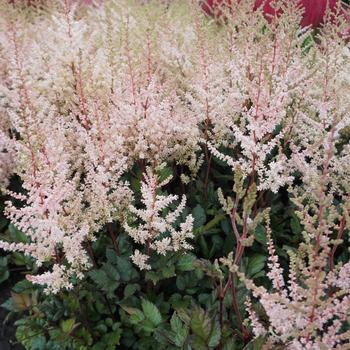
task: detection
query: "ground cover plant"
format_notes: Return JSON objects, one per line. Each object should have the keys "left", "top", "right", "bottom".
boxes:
{"left": 0, "top": 0, "right": 350, "bottom": 349}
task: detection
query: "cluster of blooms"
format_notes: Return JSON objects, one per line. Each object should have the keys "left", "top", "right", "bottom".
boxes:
{"left": 218, "top": 18, "right": 350, "bottom": 343}
{"left": 0, "top": 0, "right": 201, "bottom": 292}
{"left": 204, "top": 1, "right": 350, "bottom": 194}
{"left": 184, "top": 1, "right": 309, "bottom": 192}
{"left": 0, "top": 5, "right": 349, "bottom": 345}
{"left": 126, "top": 166, "right": 194, "bottom": 270}
{"left": 0, "top": 4, "right": 134, "bottom": 293}
{"left": 221, "top": 196, "right": 350, "bottom": 349}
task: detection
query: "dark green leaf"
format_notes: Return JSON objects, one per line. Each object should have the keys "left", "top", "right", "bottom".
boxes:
{"left": 141, "top": 299, "right": 162, "bottom": 326}
{"left": 177, "top": 254, "right": 196, "bottom": 271}
{"left": 123, "top": 283, "right": 140, "bottom": 298}
{"left": 193, "top": 205, "right": 207, "bottom": 229}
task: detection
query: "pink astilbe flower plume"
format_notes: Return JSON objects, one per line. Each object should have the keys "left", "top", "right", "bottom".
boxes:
{"left": 124, "top": 166, "right": 194, "bottom": 270}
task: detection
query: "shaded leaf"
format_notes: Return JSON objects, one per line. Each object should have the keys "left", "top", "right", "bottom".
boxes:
{"left": 193, "top": 205, "right": 207, "bottom": 229}
{"left": 141, "top": 299, "right": 162, "bottom": 326}
{"left": 177, "top": 254, "right": 196, "bottom": 271}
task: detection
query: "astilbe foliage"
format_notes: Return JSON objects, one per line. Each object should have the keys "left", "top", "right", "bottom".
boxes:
{"left": 0, "top": 0, "right": 349, "bottom": 348}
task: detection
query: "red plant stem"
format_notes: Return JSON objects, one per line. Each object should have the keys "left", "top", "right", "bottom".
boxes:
{"left": 125, "top": 16, "right": 137, "bottom": 108}
{"left": 305, "top": 128, "right": 335, "bottom": 341}
{"left": 225, "top": 194, "right": 252, "bottom": 342}
{"left": 231, "top": 274, "right": 251, "bottom": 342}
{"left": 219, "top": 281, "right": 224, "bottom": 329}
{"left": 249, "top": 56, "right": 264, "bottom": 187}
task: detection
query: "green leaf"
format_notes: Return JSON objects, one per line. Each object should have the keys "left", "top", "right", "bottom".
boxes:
{"left": 205, "top": 215, "right": 225, "bottom": 231}
{"left": 170, "top": 295, "right": 190, "bottom": 310}
{"left": 189, "top": 307, "right": 221, "bottom": 349}
{"left": 177, "top": 254, "right": 196, "bottom": 271}
{"left": 158, "top": 166, "right": 173, "bottom": 183}
{"left": 161, "top": 264, "right": 176, "bottom": 279}
{"left": 10, "top": 252, "right": 31, "bottom": 266}
{"left": 100, "top": 328, "right": 122, "bottom": 346}
{"left": 16, "top": 323, "right": 47, "bottom": 350}
{"left": 223, "top": 338, "right": 236, "bottom": 350}
{"left": 76, "top": 326, "right": 93, "bottom": 347}
{"left": 123, "top": 283, "right": 140, "bottom": 298}
{"left": 0, "top": 256, "right": 9, "bottom": 284}
{"left": 209, "top": 235, "right": 223, "bottom": 258}
{"left": 61, "top": 318, "right": 76, "bottom": 334}
{"left": 115, "top": 256, "right": 133, "bottom": 281}
{"left": 190, "top": 307, "right": 211, "bottom": 342}
{"left": 170, "top": 312, "right": 183, "bottom": 333}
{"left": 8, "top": 224, "right": 28, "bottom": 243}
{"left": 12, "top": 279, "right": 35, "bottom": 293}
{"left": 191, "top": 336, "right": 208, "bottom": 350}
{"left": 11, "top": 292, "right": 32, "bottom": 311}
{"left": 154, "top": 327, "right": 177, "bottom": 347}
{"left": 291, "top": 215, "right": 302, "bottom": 235}
{"left": 145, "top": 271, "right": 161, "bottom": 284}
{"left": 1, "top": 298, "right": 14, "bottom": 312}
{"left": 221, "top": 218, "right": 232, "bottom": 236}
{"left": 246, "top": 254, "right": 266, "bottom": 278}
{"left": 120, "top": 306, "right": 145, "bottom": 324}
{"left": 192, "top": 205, "right": 207, "bottom": 229}
{"left": 199, "top": 236, "right": 209, "bottom": 258}
{"left": 175, "top": 308, "right": 191, "bottom": 325}
{"left": 96, "top": 324, "right": 108, "bottom": 334}
{"left": 141, "top": 299, "right": 162, "bottom": 327}
{"left": 208, "top": 319, "right": 221, "bottom": 348}
{"left": 88, "top": 265, "right": 119, "bottom": 297}
{"left": 254, "top": 224, "right": 267, "bottom": 245}
{"left": 103, "top": 263, "right": 120, "bottom": 280}
{"left": 176, "top": 275, "right": 187, "bottom": 291}
{"left": 106, "top": 248, "right": 118, "bottom": 264}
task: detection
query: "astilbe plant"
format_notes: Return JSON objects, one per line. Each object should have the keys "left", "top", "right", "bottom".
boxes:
{"left": 0, "top": 0, "right": 349, "bottom": 348}
{"left": 217, "top": 8, "right": 350, "bottom": 349}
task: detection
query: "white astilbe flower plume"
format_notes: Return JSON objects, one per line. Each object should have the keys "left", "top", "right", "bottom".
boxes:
{"left": 124, "top": 166, "right": 194, "bottom": 270}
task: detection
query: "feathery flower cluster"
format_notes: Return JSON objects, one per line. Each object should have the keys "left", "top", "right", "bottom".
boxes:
{"left": 222, "top": 220, "right": 350, "bottom": 349}
{"left": 220, "top": 132, "right": 350, "bottom": 348}
{"left": 203, "top": 2, "right": 314, "bottom": 192}
{"left": 125, "top": 167, "right": 194, "bottom": 270}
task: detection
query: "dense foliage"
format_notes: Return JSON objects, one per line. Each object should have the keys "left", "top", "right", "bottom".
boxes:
{"left": 0, "top": 0, "right": 350, "bottom": 349}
